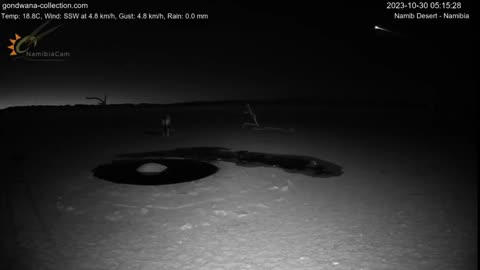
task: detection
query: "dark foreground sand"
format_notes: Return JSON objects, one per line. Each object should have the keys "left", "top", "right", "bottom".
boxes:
{"left": 1, "top": 102, "right": 476, "bottom": 270}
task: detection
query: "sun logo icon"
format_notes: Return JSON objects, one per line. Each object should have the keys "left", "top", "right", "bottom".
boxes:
{"left": 8, "top": 34, "right": 21, "bottom": 56}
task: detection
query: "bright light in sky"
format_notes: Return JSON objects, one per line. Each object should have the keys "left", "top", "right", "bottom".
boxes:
{"left": 374, "top": 25, "right": 392, "bottom": 32}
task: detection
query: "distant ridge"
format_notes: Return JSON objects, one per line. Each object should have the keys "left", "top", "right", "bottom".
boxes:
{"left": 0, "top": 97, "right": 431, "bottom": 113}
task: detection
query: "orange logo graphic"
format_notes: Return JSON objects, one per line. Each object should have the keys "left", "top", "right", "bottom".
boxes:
{"left": 8, "top": 34, "right": 21, "bottom": 56}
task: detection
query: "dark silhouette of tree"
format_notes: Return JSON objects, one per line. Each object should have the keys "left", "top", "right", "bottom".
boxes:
{"left": 86, "top": 95, "right": 108, "bottom": 105}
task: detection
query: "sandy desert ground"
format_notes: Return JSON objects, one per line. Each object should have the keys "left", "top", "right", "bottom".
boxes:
{"left": 1, "top": 101, "right": 477, "bottom": 270}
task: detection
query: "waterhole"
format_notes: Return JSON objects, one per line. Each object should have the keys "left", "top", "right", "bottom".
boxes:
{"left": 93, "top": 158, "right": 219, "bottom": 185}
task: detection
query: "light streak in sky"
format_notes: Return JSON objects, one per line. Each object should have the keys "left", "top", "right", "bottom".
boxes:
{"left": 374, "top": 25, "right": 392, "bottom": 33}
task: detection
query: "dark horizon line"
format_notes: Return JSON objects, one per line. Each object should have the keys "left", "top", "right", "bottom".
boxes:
{"left": 0, "top": 96, "right": 457, "bottom": 112}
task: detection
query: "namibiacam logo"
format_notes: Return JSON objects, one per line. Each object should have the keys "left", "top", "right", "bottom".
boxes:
{"left": 6, "top": 20, "right": 66, "bottom": 59}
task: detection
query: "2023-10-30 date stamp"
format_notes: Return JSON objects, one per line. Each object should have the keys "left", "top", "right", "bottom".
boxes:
{"left": 386, "top": 1, "right": 470, "bottom": 20}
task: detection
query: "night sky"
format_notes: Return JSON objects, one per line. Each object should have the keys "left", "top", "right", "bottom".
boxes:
{"left": 0, "top": 0, "right": 475, "bottom": 108}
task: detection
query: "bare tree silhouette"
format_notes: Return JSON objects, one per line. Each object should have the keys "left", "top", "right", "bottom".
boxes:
{"left": 242, "top": 103, "right": 294, "bottom": 132}
{"left": 242, "top": 103, "right": 260, "bottom": 128}
{"left": 85, "top": 94, "right": 108, "bottom": 105}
